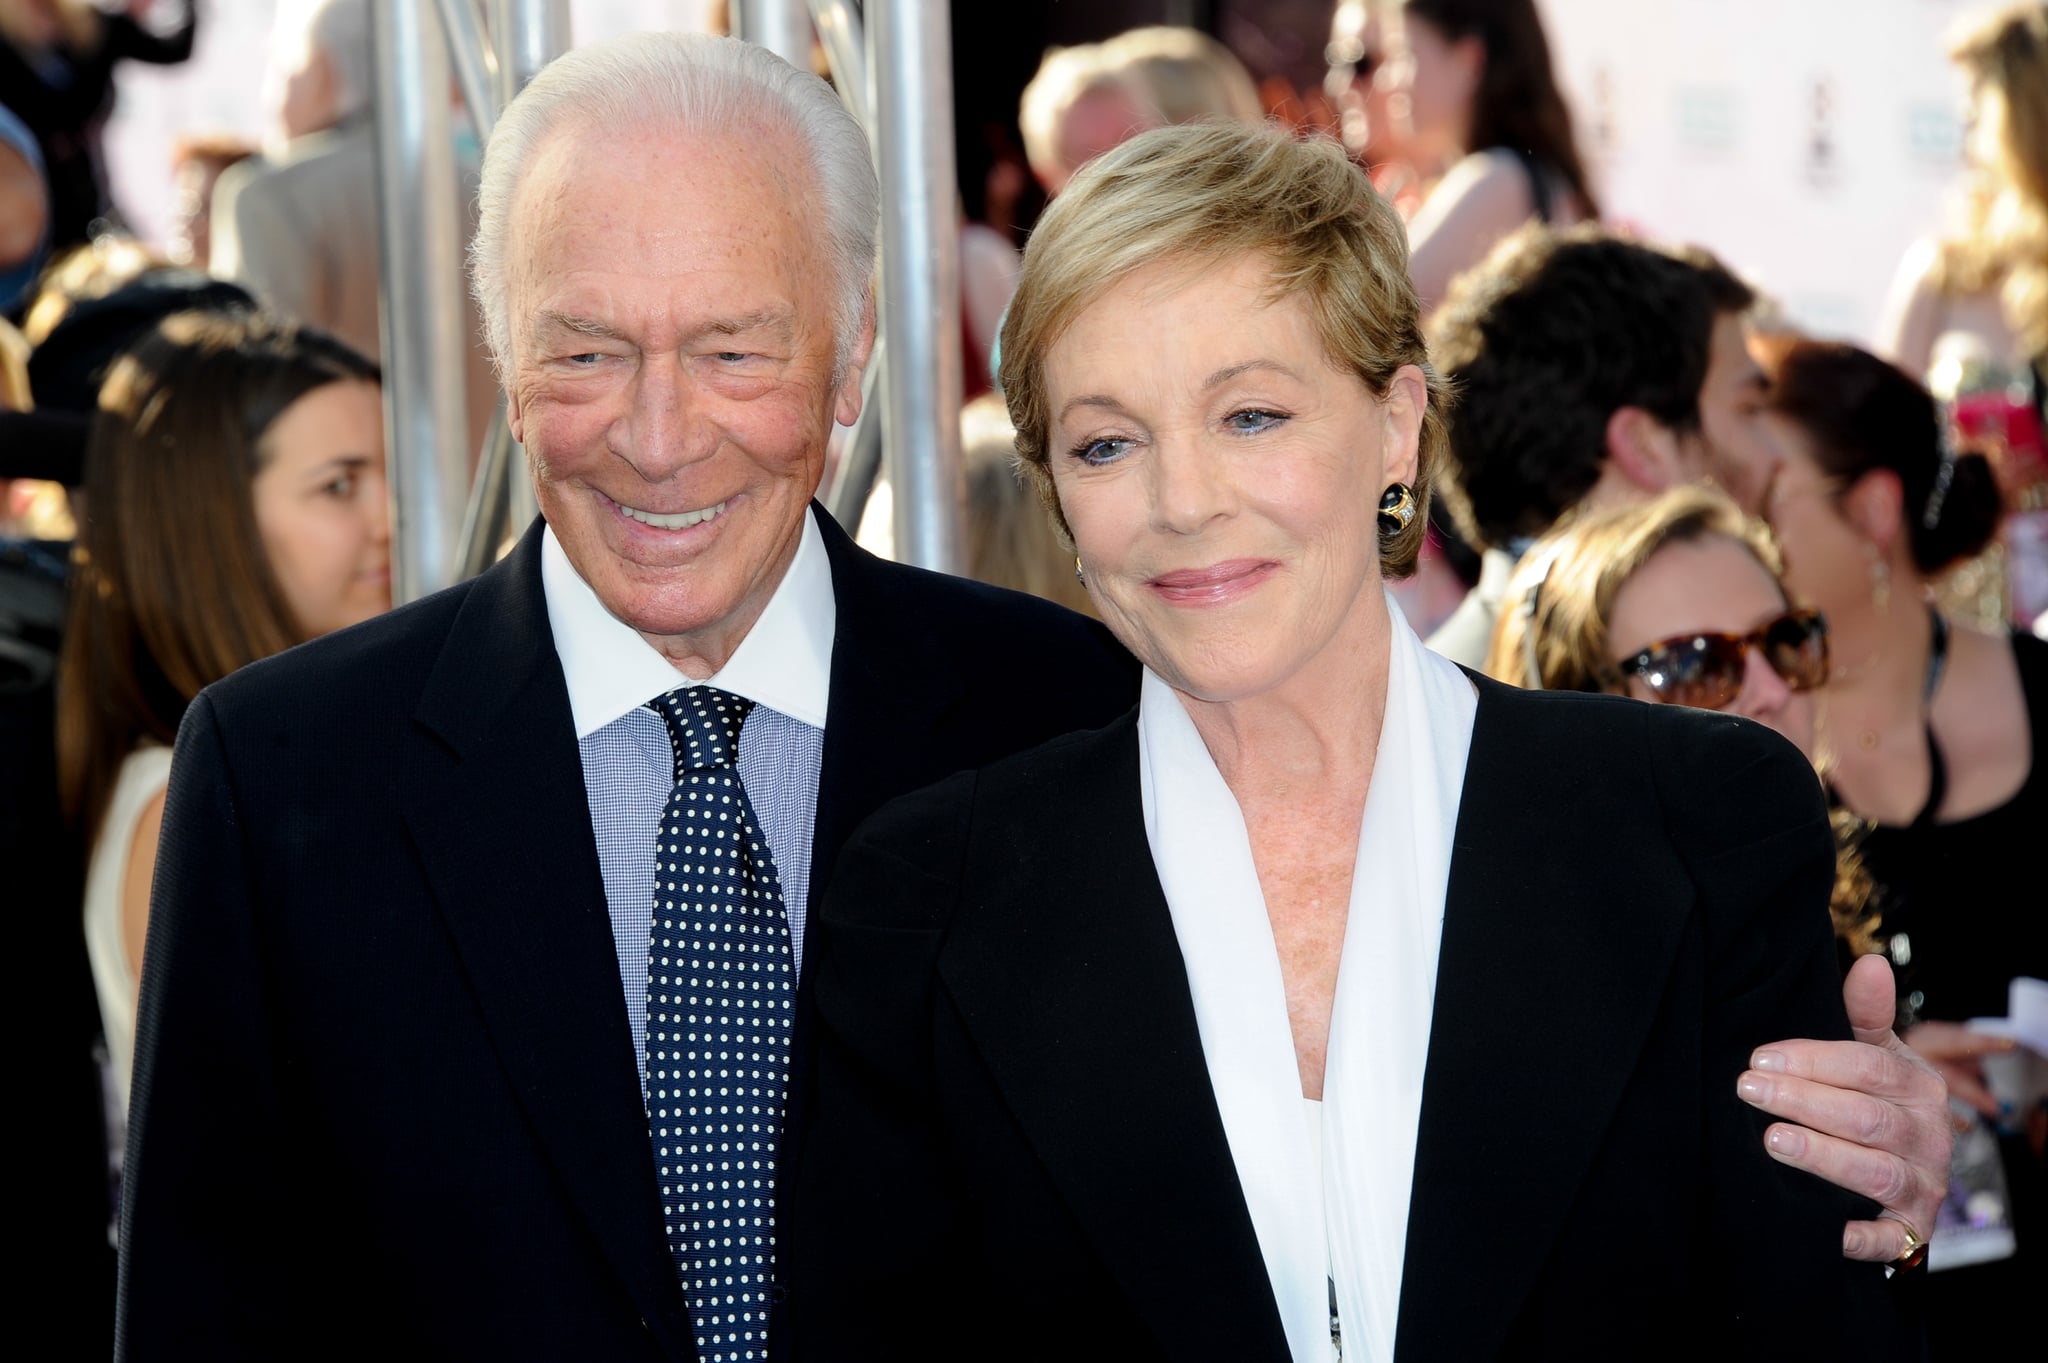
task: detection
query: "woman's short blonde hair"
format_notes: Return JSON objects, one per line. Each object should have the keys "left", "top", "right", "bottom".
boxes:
{"left": 999, "top": 121, "right": 1451, "bottom": 578}
{"left": 1482, "top": 485, "right": 1784, "bottom": 693}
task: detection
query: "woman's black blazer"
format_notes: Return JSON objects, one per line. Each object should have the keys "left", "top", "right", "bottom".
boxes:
{"left": 788, "top": 674, "right": 1906, "bottom": 1362}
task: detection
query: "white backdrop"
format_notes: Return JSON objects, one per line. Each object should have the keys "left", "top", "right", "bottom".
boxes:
{"left": 102, "top": 1, "right": 1983, "bottom": 347}
{"left": 1537, "top": 0, "right": 1983, "bottom": 346}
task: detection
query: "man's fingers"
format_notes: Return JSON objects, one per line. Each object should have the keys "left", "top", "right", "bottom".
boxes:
{"left": 1757, "top": 1119, "right": 1943, "bottom": 1241}
{"left": 1840, "top": 953, "right": 1899, "bottom": 1044}
{"left": 1749, "top": 1039, "right": 1938, "bottom": 1103}
{"left": 1840, "top": 1217, "right": 1924, "bottom": 1264}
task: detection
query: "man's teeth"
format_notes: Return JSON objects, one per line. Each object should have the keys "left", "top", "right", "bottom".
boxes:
{"left": 618, "top": 500, "right": 727, "bottom": 530}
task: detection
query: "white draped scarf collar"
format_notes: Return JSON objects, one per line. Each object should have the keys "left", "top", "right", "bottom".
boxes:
{"left": 1138, "top": 590, "right": 1477, "bottom": 1363}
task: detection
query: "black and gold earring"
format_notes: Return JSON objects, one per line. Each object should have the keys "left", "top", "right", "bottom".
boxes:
{"left": 1377, "top": 482, "right": 1417, "bottom": 536}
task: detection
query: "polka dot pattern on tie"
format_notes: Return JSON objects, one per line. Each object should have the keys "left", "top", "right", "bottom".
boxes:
{"left": 645, "top": 685, "right": 795, "bottom": 1363}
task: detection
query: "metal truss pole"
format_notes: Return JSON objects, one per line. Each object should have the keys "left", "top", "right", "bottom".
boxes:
{"left": 489, "top": 0, "right": 570, "bottom": 546}
{"left": 374, "top": 0, "right": 471, "bottom": 602}
{"left": 868, "top": 0, "right": 965, "bottom": 572}
{"left": 806, "top": 0, "right": 884, "bottom": 532}
{"left": 737, "top": 0, "right": 813, "bottom": 70}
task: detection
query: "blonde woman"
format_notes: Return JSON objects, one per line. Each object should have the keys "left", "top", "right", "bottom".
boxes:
{"left": 794, "top": 123, "right": 1928, "bottom": 1362}
{"left": 1880, "top": 2, "right": 2048, "bottom": 382}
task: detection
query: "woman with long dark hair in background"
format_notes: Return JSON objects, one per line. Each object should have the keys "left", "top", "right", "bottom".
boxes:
{"left": 1762, "top": 339, "right": 2043, "bottom": 1351}
{"left": 1385, "top": 0, "right": 1598, "bottom": 314}
{"left": 58, "top": 309, "right": 386, "bottom": 1140}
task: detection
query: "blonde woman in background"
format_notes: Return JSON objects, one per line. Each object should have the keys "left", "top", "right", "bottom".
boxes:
{"left": 959, "top": 392, "right": 1095, "bottom": 618}
{"left": 1881, "top": 2, "right": 2048, "bottom": 382}
{"left": 1100, "top": 25, "right": 1265, "bottom": 125}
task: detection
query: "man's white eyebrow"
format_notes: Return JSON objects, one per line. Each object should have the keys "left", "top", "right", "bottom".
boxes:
{"left": 534, "top": 310, "right": 629, "bottom": 342}
{"left": 702, "top": 307, "right": 795, "bottom": 338}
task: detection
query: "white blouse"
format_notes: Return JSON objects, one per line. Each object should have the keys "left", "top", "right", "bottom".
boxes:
{"left": 1138, "top": 593, "right": 1476, "bottom": 1363}
{"left": 83, "top": 743, "right": 173, "bottom": 1118}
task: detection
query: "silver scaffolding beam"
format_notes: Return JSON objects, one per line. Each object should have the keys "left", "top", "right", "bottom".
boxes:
{"left": 868, "top": 0, "right": 965, "bottom": 572}
{"left": 374, "top": 0, "right": 472, "bottom": 603}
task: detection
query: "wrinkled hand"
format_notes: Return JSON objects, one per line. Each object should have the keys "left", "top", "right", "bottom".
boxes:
{"left": 1736, "top": 953, "right": 1953, "bottom": 1262}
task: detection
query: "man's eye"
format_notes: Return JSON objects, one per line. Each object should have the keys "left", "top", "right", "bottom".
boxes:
{"left": 714, "top": 351, "right": 754, "bottom": 364}
{"left": 567, "top": 353, "right": 604, "bottom": 366}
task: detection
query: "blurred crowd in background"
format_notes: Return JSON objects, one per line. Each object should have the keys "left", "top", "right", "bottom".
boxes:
{"left": 4, "top": 0, "right": 2045, "bottom": 1357}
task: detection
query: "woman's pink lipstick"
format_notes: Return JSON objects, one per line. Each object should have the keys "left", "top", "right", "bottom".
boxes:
{"left": 1147, "top": 559, "right": 1277, "bottom": 606}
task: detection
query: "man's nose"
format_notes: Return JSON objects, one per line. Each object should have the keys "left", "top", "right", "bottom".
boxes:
{"left": 613, "top": 359, "right": 715, "bottom": 479}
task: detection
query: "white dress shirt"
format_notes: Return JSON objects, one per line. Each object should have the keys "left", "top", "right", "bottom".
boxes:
{"left": 541, "top": 510, "right": 834, "bottom": 1088}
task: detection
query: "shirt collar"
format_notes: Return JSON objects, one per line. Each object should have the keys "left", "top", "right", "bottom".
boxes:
{"left": 540, "top": 507, "right": 836, "bottom": 738}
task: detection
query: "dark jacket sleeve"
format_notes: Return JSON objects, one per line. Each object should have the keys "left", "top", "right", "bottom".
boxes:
{"left": 1652, "top": 711, "right": 1904, "bottom": 1360}
{"left": 789, "top": 772, "right": 979, "bottom": 1362}
{"left": 116, "top": 690, "right": 290, "bottom": 1360}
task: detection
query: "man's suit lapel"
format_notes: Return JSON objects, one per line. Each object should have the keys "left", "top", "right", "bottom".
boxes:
{"left": 808, "top": 507, "right": 967, "bottom": 903}
{"left": 938, "top": 717, "right": 1296, "bottom": 1362}
{"left": 400, "top": 523, "right": 695, "bottom": 1359}
{"left": 1392, "top": 680, "right": 1692, "bottom": 1361}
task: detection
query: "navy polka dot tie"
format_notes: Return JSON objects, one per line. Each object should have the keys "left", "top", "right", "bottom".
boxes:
{"left": 645, "top": 686, "right": 794, "bottom": 1363}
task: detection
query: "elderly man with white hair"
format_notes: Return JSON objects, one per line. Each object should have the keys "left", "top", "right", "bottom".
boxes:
{"left": 122, "top": 29, "right": 1958, "bottom": 1363}
{"left": 117, "top": 30, "right": 1131, "bottom": 1363}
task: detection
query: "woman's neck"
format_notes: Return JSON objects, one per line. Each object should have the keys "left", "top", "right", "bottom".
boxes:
{"left": 1178, "top": 597, "right": 1391, "bottom": 799}
{"left": 1820, "top": 588, "right": 1937, "bottom": 747}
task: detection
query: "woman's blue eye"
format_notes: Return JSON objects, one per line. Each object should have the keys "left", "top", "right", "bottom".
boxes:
{"left": 1072, "top": 437, "right": 1131, "bottom": 466}
{"left": 1227, "top": 408, "right": 1286, "bottom": 434}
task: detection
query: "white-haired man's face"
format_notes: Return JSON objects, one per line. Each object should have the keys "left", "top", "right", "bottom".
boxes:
{"left": 504, "top": 121, "right": 872, "bottom": 676}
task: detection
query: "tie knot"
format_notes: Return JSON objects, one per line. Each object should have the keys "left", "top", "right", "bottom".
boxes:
{"left": 650, "top": 685, "right": 754, "bottom": 776}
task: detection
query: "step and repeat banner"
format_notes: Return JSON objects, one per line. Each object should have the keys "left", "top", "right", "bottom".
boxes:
{"left": 98, "top": 0, "right": 1985, "bottom": 347}
{"left": 1537, "top": 0, "right": 1983, "bottom": 345}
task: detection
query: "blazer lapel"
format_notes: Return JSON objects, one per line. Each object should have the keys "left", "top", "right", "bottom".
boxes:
{"left": 1392, "top": 682, "right": 1691, "bottom": 1361}
{"left": 400, "top": 523, "right": 695, "bottom": 1358}
{"left": 938, "top": 717, "right": 1295, "bottom": 1362}
{"left": 808, "top": 506, "right": 966, "bottom": 905}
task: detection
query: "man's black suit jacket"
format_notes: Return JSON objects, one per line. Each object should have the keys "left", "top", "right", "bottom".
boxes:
{"left": 115, "top": 509, "right": 1137, "bottom": 1361}
{"left": 792, "top": 679, "right": 1909, "bottom": 1362}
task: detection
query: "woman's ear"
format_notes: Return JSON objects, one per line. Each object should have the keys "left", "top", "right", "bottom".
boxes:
{"left": 1381, "top": 364, "right": 1428, "bottom": 488}
{"left": 1841, "top": 468, "right": 1904, "bottom": 555}
{"left": 1451, "top": 33, "right": 1486, "bottom": 101}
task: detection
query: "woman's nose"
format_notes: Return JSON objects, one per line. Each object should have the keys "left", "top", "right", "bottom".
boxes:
{"left": 1734, "top": 643, "right": 1792, "bottom": 718}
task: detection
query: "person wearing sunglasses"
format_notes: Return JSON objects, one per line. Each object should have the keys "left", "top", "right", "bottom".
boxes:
{"left": 1486, "top": 485, "right": 1878, "bottom": 944}
{"left": 1483, "top": 486, "right": 1817, "bottom": 731}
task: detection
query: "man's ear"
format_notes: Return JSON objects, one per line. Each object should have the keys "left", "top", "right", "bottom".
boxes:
{"left": 833, "top": 289, "right": 878, "bottom": 429}
{"left": 505, "top": 382, "right": 526, "bottom": 445}
{"left": 1842, "top": 468, "right": 1905, "bottom": 555}
{"left": 1603, "top": 405, "right": 1687, "bottom": 493}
